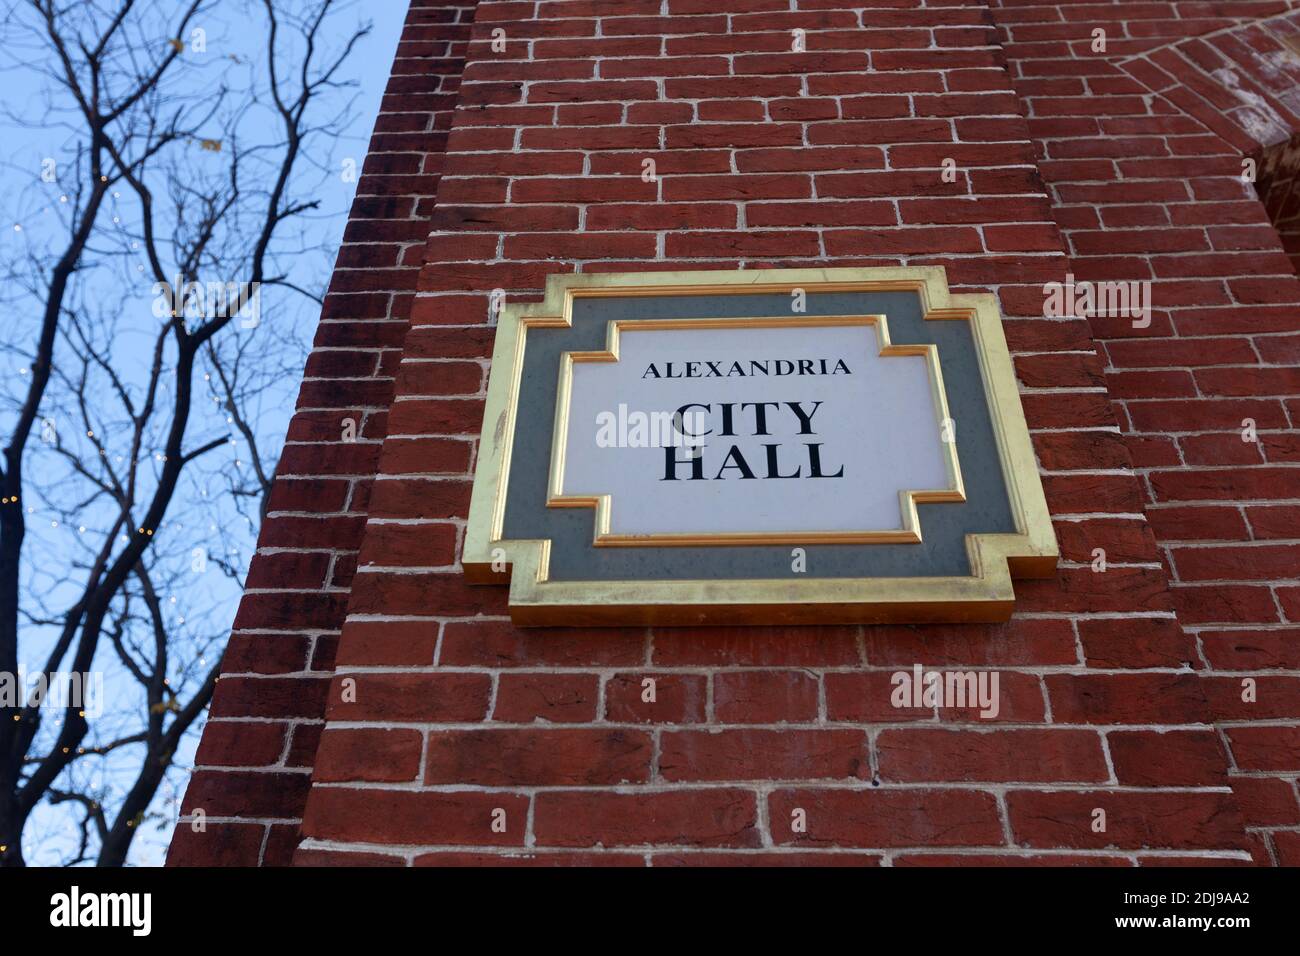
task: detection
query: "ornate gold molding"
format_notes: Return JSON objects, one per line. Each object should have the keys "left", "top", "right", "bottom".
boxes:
{"left": 463, "top": 266, "right": 1058, "bottom": 625}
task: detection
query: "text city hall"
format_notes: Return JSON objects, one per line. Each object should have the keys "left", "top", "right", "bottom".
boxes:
{"left": 593, "top": 355, "right": 858, "bottom": 481}
{"left": 597, "top": 398, "right": 846, "bottom": 482}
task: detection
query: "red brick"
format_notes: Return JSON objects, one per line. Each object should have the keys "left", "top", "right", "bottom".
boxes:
{"left": 357, "top": 522, "right": 458, "bottom": 567}
{"left": 492, "top": 672, "right": 599, "bottom": 723}
{"left": 534, "top": 790, "right": 761, "bottom": 848}
{"left": 194, "top": 722, "right": 287, "bottom": 768}
{"left": 604, "top": 672, "right": 707, "bottom": 724}
{"left": 1225, "top": 726, "right": 1300, "bottom": 772}
{"left": 180, "top": 770, "right": 312, "bottom": 819}
{"left": 659, "top": 729, "right": 867, "bottom": 782}
{"left": 413, "top": 850, "right": 644, "bottom": 866}
{"left": 769, "top": 789, "right": 1003, "bottom": 848}
{"left": 826, "top": 671, "right": 935, "bottom": 722}
{"left": 1108, "top": 730, "right": 1230, "bottom": 786}
{"left": 442, "top": 622, "right": 645, "bottom": 667}
{"left": 315, "top": 728, "right": 424, "bottom": 783}
{"left": 168, "top": 823, "right": 267, "bottom": 867}
{"left": 878, "top": 729, "right": 1108, "bottom": 783}
{"left": 424, "top": 729, "right": 653, "bottom": 786}
{"left": 1006, "top": 790, "right": 1245, "bottom": 851}
{"left": 1045, "top": 673, "right": 1214, "bottom": 724}
{"left": 713, "top": 670, "right": 819, "bottom": 723}
{"left": 302, "top": 789, "right": 530, "bottom": 846}
{"left": 652, "top": 626, "right": 859, "bottom": 666}
{"left": 334, "top": 620, "right": 439, "bottom": 667}
{"left": 324, "top": 673, "right": 491, "bottom": 722}
{"left": 1077, "top": 616, "right": 1195, "bottom": 669}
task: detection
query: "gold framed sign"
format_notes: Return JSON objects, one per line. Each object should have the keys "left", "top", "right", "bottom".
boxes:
{"left": 463, "top": 266, "right": 1057, "bottom": 625}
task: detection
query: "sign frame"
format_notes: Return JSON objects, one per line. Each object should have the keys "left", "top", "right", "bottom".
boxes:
{"left": 463, "top": 266, "right": 1057, "bottom": 626}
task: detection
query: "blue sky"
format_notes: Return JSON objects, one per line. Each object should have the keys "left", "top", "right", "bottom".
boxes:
{"left": 0, "top": 0, "right": 411, "bottom": 866}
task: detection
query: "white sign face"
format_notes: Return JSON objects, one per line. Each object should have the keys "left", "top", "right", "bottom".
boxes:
{"left": 557, "top": 321, "right": 959, "bottom": 542}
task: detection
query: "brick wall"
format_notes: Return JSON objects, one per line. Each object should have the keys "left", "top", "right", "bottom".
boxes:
{"left": 991, "top": 0, "right": 1300, "bottom": 868}
{"left": 173, "top": 0, "right": 1298, "bottom": 867}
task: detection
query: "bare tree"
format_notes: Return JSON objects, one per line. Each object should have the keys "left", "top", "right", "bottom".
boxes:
{"left": 0, "top": 0, "right": 369, "bottom": 866}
